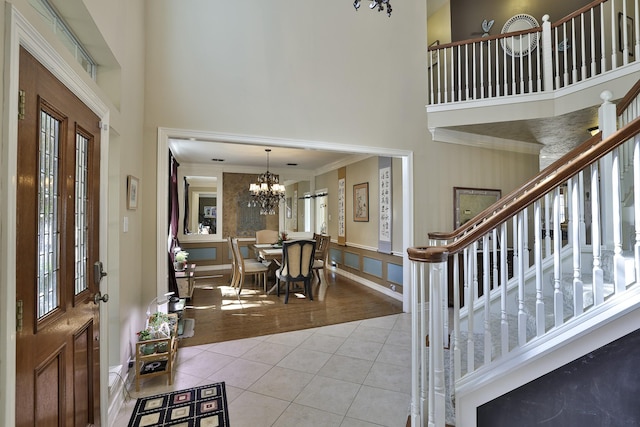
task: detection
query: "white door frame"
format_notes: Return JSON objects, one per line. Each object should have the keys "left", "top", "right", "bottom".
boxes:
{"left": 156, "top": 128, "right": 414, "bottom": 314}
{"left": 1, "top": 6, "right": 111, "bottom": 426}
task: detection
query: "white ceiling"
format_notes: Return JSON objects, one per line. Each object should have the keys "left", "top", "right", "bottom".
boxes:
{"left": 169, "top": 138, "right": 366, "bottom": 172}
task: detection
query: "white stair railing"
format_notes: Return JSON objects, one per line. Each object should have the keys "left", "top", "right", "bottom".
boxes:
{"left": 409, "top": 88, "right": 640, "bottom": 426}
{"left": 428, "top": 0, "right": 640, "bottom": 106}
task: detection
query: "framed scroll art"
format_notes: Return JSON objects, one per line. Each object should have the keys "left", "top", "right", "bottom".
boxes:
{"left": 353, "top": 182, "right": 369, "bottom": 222}
{"left": 127, "top": 175, "right": 139, "bottom": 210}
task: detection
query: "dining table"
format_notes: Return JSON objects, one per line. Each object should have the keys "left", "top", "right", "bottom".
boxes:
{"left": 250, "top": 243, "right": 283, "bottom": 294}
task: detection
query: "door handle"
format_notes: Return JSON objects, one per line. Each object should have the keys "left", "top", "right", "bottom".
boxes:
{"left": 93, "top": 261, "right": 109, "bottom": 304}
{"left": 93, "top": 261, "right": 107, "bottom": 286}
{"left": 94, "top": 291, "right": 109, "bottom": 304}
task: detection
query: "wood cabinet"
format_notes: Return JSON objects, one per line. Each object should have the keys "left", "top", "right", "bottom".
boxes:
{"left": 135, "top": 313, "right": 179, "bottom": 391}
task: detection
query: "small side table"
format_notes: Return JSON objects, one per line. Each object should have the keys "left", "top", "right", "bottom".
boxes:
{"left": 175, "top": 263, "right": 195, "bottom": 299}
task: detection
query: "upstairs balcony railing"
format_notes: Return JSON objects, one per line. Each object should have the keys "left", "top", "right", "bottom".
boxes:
{"left": 428, "top": 0, "right": 639, "bottom": 106}
{"left": 409, "top": 80, "right": 640, "bottom": 426}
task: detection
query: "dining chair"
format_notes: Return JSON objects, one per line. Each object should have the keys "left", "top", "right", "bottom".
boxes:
{"left": 312, "top": 233, "right": 331, "bottom": 284}
{"left": 227, "top": 237, "right": 239, "bottom": 289}
{"left": 231, "top": 237, "right": 269, "bottom": 294}
{"left": 255, "top": 229, "right": 279, "bottom": 244}
{"left": 276, "top": 239, "right": 316, "bottom": 304}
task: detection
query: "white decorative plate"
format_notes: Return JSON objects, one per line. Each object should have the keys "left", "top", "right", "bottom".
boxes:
{"left": 500, "top": 14, "right": 540, "bottom": 57}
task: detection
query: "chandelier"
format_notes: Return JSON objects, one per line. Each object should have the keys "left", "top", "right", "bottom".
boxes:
{"left": 353, "top": 0, "right": 392, "bottom": 17}
{"left": 248, "top": 149, "right": 286, "bottom": 215}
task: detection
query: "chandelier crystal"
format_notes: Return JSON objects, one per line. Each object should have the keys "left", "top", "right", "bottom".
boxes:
{"left": 248, "top": 149, "right": 286, "bottom": 215}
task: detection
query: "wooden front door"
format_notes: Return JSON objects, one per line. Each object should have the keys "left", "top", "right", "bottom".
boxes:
{"left": 15, "top": 47, "right": 103, "bottom": 426}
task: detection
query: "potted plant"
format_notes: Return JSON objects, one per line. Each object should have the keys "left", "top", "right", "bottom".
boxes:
{"left": 137, "top": 329, "right": 156, "bottom": 355}
{"left": 277, "top": 232, "right": 288, "bottom": 246}
{"left": 174, "top": 250, "right": 189, "bottom": 271}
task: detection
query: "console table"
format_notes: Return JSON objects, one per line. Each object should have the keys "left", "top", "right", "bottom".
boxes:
{"left": 175, "top": 263, "right": 195, "bottom": 299}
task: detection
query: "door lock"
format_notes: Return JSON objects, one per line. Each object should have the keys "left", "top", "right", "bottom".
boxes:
{"left": 94, "top": 292, "right": 109, "bottom": 304}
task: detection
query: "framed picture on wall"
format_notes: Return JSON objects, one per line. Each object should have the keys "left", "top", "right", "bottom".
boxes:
{"left": 127, "top": 175, "right": 139, "bottom": 210}
{"left": 353, "top": 182, "right": 369, "bottom": 222}
{"left": 618, "top": 12, "right": 634, "bottom": 56}
{"left": 453, "top": 187, "right": 501, "bottom": 229}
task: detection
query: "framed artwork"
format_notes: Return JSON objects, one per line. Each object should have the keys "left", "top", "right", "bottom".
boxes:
{"left": 428, "top": 40, "right": 439, "bottom": 68}
{"left": 127, "top": 175, "right": 139, "bottom": 210}
{"left": 203, "top": 206, "right": 216, "bottom": 218}
{"left": 618, "top": 13, "right": 634, "bottom": 56}
{"left": 353, "top": 182, "right": 369, "bottom": 222}
{"left": 453, "top": 187, "right": 501, "bottom": 229}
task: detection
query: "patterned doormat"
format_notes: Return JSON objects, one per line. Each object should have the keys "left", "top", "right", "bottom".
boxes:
{"left": 128, "top": 382, "right": 229, "bottom": 426}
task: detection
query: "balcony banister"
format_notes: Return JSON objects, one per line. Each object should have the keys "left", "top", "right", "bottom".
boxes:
{"left": 552, "top": 0, "right": 607, "bottom": 28}
{"left": 617, "top": 79, "right": 640, "bottom": 116}
{"left": 422, "top": 115, "right": 640, "bottom": 258}
{"left": 428, "top": 27, "right": 542, "bottom": 52}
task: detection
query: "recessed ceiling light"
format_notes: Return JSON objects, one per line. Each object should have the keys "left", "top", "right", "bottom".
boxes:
{"left": 211, "top": 158, "right": 225, "bottom": 162}
{"left": 287, "top": 163, "right": 298, "bottom": 166}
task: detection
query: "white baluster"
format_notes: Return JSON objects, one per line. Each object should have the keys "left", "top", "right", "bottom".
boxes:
{"left": 544, "top": 193, "right": 552, "bottom": 257}
{"left": 479, "top": 41, "right": 485, "bottom": 99}
{"left": 534, "top": 200, "right": 545, "bottom": 336}
{"left": 571, "top": 17, "right": 578, "bottom": 83}
{"left": 466, "top": 246, "right": 475, "bottom": 374}
{"left": 487, "top": 39, "right": 493, "bottom": 98}
{"left": 580, "top": 13, "right": 587, "bottom": 80}
{"left": 590, "top": 8, "right": 597, "bottom": 77}
{"left": 492, "top": 228, "right": 499, "bottom": 290}
{"left": 613, "top": 146, "right": 626, "bottom": 294}
{"left": 500, "top": 223, "right": 509, "bottom": 356}
{"left": 553, "top": 187, "right": 564, "bottom": 327}
{"left": 554, "top": 25, "right": 561, "bottom": 89}
{"left": 571, "top": 176, "right": 584, "bottom": 316}
{"left": 517, "top": 212, "right": 527, "bottom": 346}
{"left": 465, "top": 44, "right": 470, "bottom": 100}
{"left": 591, "top": 161, "right": 604, "bottom": 306}
{"left": 452, "top": 252, "right": 461, "bottom": 382}
{"left": 635, "top": 134, "right": 640, "bottom": 285}
{"left": 563, "top": 23, "right": 569, "bottom": 86}
{"left": 600, "top": 3, "right": 607, "bottom": 73}
{"left": 611, "top": 0, "right": 617, "bottom": 70}
{"left": 483, "top": 234, "right": 492, "bottom": 365}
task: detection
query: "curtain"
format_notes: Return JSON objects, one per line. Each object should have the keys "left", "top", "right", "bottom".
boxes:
{"left": 167, "top": 152, "right": 180, "bottom": 295}
{"left": 183, "top": 177, "right": 190, "bottom": 234}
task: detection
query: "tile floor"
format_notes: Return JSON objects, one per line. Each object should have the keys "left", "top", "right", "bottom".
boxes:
{"left": 113, "top": 313, "right": 412, "bottom": 427}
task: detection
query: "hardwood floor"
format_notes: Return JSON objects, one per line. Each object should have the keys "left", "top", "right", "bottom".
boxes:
{"left": 178, "top": 270, "right": 404, "bottom": 347}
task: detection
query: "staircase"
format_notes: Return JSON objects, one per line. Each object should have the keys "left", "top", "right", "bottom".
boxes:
{"left": 408, "top": 72, "right": 640, "bottom": 426}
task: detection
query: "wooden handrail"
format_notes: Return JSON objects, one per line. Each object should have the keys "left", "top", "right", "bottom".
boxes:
{"left": 552, "top": 0, "right": 607, "bottom": 28}
{"left": 412, "top": 116, "right": 640, "bottom": 263}
{"left": 428, "top": 27, "right": 542, "bottom": 51}
{"left": 427, "top": 131, "right": 602, "bottom": 241}
{"left": 617, "top": 79, "right": 640, "bottom": 116}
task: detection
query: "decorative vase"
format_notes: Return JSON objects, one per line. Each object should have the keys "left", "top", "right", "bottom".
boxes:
{"left": 174, "top": 261, "right": 185, "bottom": 271}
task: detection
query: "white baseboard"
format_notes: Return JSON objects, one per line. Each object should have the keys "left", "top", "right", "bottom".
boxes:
{"left": 332, "top": 266, "right": 403, "bottom": 302}
{"left": 108, "top": 364, "right": 133, "bottom": 426}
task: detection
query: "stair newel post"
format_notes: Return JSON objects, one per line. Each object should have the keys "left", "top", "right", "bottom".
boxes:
{"left": 570, "top": 175, "right": 584, "bottom": 316}
{"left": 483, "top": 234, "right": 492, "bottom": 365}
{"left": 634, "top": 134, "right": 640, "bottom": 285}
{"left": 409, "top": 260, "right": 424, "bottom": 427}
{"left": 500, "top": 223, "right": 509, "bottom": 356}
{"left": 517, "top": 211, "right": 527, "bottom": 346}
{"left": 429, "top": 260, "right": 446, "bottom": 427}
{"left": 534, "top": 200, "right": 545, "bottom": 337}
{"left": 553, "top": 187, "right": 564, "bottom": 327}
{"left": 591, "top": 161, "right": 604, "bottom": 306}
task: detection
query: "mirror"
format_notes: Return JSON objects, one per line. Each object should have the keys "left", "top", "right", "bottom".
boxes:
{"left": 184, "top": 176, "right": 218, "bottom": 235}
{"left": 177, "top": 162, "right": 222, "bottom": 241}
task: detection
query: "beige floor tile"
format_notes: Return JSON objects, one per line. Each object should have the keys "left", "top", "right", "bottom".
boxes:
{"left": 273, "top": 403, "right": 344, "bottom": 427}
{"left": 249, "top": 366, "right": 314, "bottom": 401}
{"left": 206, "top": 358, "right": 272, "bottom": 389}
{"left": 228, "top": 390, "right": 290, "bottom": 427}
{"left": 299, "top": 332, "right": 347, "bottom": 354}
{"left": 241, "top": 340, "right": 295, "bottom": 365}
{"left": 363, "top": 361, "right": 411, "bottom": 394}
{"left": 317, "top": 354, "right": 374, "bottom": 384}
{"left": 276, "top": 347, "right": 332, "bottom": 374}
{"left": 335, "top": 337, "right": 384, "bottom": 361}
{"left": 293, "top": 376, "right": 361, "bottom": 416}
{"left": 346, "top": 385, "right": 410, "bottom": 427}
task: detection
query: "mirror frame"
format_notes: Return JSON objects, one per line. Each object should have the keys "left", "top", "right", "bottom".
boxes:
{"left": 178, "top": 163, "right": 223, "bottom": 242}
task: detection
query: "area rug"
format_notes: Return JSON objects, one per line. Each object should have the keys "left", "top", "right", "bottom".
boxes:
{"left": 128, "top": 382, "right": 229, "bottom": 426}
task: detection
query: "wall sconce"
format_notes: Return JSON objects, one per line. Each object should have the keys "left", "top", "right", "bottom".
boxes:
{"left": 587, "top": 126, "right": 600, "bottom": 136}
